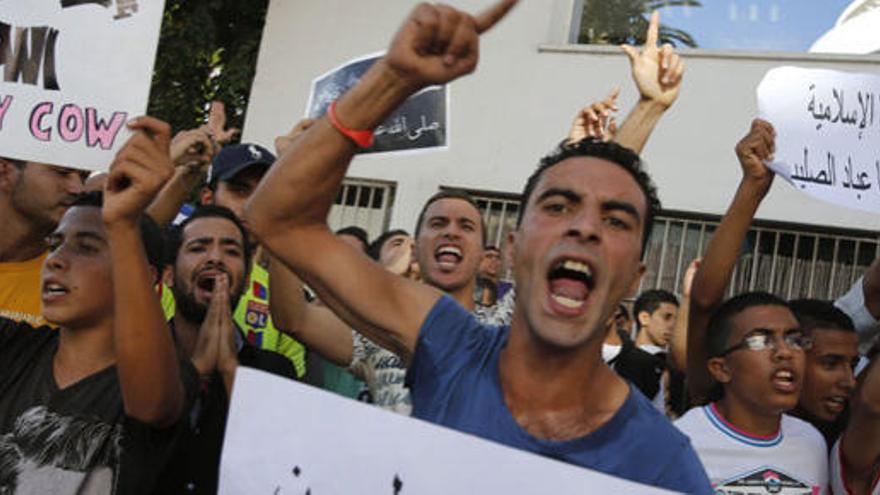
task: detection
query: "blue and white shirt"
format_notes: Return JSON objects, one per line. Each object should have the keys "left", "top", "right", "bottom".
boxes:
{"left": 676, "top": 403, "right": 829, "bottom": 494}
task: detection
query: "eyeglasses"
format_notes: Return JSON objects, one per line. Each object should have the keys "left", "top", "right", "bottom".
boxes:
{"left": 720, "top": 328, "right": 813, "bottom": 357}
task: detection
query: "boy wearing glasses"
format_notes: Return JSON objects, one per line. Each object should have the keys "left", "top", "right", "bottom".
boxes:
{"left": 674, "top": 292, "right": 829, "bottom": 492}
{"left": 676, "top": 119, "right": 829, "bottom": 491}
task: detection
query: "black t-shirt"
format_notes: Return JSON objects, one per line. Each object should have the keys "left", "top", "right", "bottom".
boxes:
{"left": 0, "top": 317, "right": 197, "bottom": 495}
{"left": 608, "top": 329, "right": 666, "bottom": 400}
{"left": 152, "top": 329, "right": 297, "bottom": 495}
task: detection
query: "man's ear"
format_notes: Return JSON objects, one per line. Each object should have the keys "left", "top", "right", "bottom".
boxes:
{"left": 200, "top": 186, "right": 214, "bottom": 205}
{"left": 162, "top": 266, "right": 174, "bottom": 287}
{"left": 504, "top": 230, "right": 517, "bottom": 269}
{"left": 627, "top": 261, "right": 646, "bottom": 298}
{"left": 637, "top": 310, "right": 652, "bottom": 328}
{"left": 0, "top": 159, "right": 21, "bottom": 194}
{"left": 707, "top": 356, "right": 732, "bottom": 384}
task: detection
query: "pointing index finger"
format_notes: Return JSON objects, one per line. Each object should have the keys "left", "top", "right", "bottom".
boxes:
{"left": 474, "top": 0, "right": 518, "bottom": 34}
{"left": 645, "top": 10, "right": 659, "bottom": 48}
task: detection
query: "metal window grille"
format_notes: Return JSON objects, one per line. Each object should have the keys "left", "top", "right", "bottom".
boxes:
{"left": 329, "top": 178, "right": 395, "bottom": 242}
{"left": 456, "top": 187, "right": 879, "bottom": 301}
{"left": 641, "top": 212, "right": 880, "bottom": 300}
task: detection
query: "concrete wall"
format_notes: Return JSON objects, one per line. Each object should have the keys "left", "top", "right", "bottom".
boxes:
{"left": 243, "top": 0, "right": 880, "bottom": 234}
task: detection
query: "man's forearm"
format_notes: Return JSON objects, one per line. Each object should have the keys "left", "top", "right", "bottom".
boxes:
{"left": 146, "top": 167, "right": 205, "bottom": 227}
{"left": 106, "top": 221, "right": 183, "bottom": 427}
{"left": 613, "top": 99, "right": 668, "bottom": 154}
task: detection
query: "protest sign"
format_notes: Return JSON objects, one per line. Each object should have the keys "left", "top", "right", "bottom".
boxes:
{"left": 219, "top": 367, "right": 674, "bottom": 494}
{"left": 306, "top": 52, "right": 448, "bottom": 155}
{"left": 758, "top": 66, "right": 880, "bottom": 213}
{"left": 0, "top": 0, "right": 165, "bottom": 171}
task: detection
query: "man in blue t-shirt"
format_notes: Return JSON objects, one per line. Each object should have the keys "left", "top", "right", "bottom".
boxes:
{"left": 245, "top": 2, "right": 710, "bottom": 493}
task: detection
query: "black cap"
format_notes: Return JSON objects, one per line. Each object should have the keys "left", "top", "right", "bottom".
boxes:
{"left": 207, "top": 143, "right": 275, "bottom": 185}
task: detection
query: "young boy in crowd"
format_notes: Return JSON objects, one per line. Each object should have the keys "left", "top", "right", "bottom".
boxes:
{"left": 0, "top": 117, "right": 194, "bottom": 494}
{"left": 680, "top": 119, "right": 828, "bottom": 491}
{"left": 634, "top": 289, "right": 679, "bottom": 354}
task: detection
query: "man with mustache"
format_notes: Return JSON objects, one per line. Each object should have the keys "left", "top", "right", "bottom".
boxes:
{"left": 154, "top": 205, "right": 296, "bottom": 495}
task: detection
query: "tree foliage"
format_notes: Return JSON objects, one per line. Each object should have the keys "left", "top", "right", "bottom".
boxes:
{"left": 147, "top": 0, "right": 269, "bottom": 137}
{"left": 578, "top": 0, "right": 701, "bottom": 48}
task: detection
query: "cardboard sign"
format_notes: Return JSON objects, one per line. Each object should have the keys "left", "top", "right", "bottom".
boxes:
{"left": 758, "top": 66, "right": 880, "bottom": 213}
{"left": 219, "top": 367, "right": 673, "bottom": 494}
{"left": 306, "top": 53, "right": 448, "bottom": 155}
{"left": 0, "top": 0, "right": 165, "bottom": 171}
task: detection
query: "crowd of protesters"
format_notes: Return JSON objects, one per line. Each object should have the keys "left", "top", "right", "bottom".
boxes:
{"left": 1, "top": 1, "right": 879, "bottom": 493}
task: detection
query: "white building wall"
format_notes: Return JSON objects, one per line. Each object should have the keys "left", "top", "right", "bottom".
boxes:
{"left": 243, "top": 0, "right": 880, "bottom": 234}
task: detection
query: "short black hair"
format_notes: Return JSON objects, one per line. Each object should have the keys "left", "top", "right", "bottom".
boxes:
{"left": 69, "top": 191, "right": 166, "bottom": 275}
{"left": 633, "top": 289, "right": 679, "bottom": 328}
{"left": 788, "top": 299, "right": 855, "bottom": 334}
{"left": 706, "top": 291, "right": 791, "bottom": 358}
{"left": 368, "top": 229, "right": 410, "bottom": 261}
{"left": 517, "top": 138, "right": 661, "bottom": 256}
{"left": 335, "top": 226, "right": 369, "bottom": 252}
{"left": 166, "top": 205, "right": 252, "bottom": 271}
{"left": 414, "top": 189, "right": 486, "bottom": 246}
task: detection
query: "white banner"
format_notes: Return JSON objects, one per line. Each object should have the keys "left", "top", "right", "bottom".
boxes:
{"left": 0, "top": 0, "right": 165, "bottom": 171}
{"left": 219, "top": 367, "right": 673, "bottom": 494}
{"left": 758, "top": 66, "right": 880, "bottom": 213}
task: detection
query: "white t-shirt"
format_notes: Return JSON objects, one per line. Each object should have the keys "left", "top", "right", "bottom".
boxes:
{"left": 830, "top": 436, "right": 880, "bottom": 495}
{"left": 675, "top": 403, "right": 829, "bottom": 494}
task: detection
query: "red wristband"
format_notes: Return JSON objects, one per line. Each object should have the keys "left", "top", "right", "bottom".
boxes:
{"left": 327, "top": 100, "right": 375, "bottom": 148}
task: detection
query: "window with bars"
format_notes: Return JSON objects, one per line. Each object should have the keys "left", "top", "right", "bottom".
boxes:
{"left": 329, "top": 178, "right": 395, "bottom": 242}
{"left": 457, "top": 187, "right": 879, "bottom": 300}
{"left": 641, "top": 212, "right": 880, "bottom": 300}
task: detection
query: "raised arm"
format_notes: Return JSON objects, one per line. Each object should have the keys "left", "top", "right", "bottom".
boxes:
{"left": 615, "top": 11, "right": 684, "bottom": 154}
{"left": 146, "top": 101, "right": 237, "bottom": 227}
{"left": 268, "top": 254, "right": 355, "bottom": 367}
{"left": 686, "top": 119, "right": 775, "bottom": 403}
{"left": 840, "top": 356, "right": 880, "bottom": 492}
{"left": 669, "top": 258, "right": 699, "bottom": 372}
{"left": 245, "top": 1, "right": 517, "bottom": 361}
{"left": 103, "top": 116, "right": 182, "bottom": 427}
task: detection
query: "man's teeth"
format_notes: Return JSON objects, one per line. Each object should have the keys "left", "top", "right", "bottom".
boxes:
{"left": 45, "top": 283, "right": 67, "bottom": 294}
{"left": 551, "top": 294, "right": 584, "bottom": 309}
{"left": 774, "top": 370, "right": 794, "bottom": 382}
{"left": 561, "top": 259, "right": 592, "bottom": 278}
{"left": 437, "top": 246, "right": 462, "bottom": 257}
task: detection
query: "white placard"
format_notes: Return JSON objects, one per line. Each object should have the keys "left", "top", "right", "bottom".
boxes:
{"left": 0, "top": 0, "right": 165, "bottom": 171}
{"left": 219, "top": 367, "right": 674, "bottom": 494}
{"left": 758, "top": 66, "right": 880, "bottom": 213}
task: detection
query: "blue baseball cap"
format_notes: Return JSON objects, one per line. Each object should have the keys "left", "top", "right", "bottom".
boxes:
{"left": 206, "top": 143, "right": 276, "bottom": 185}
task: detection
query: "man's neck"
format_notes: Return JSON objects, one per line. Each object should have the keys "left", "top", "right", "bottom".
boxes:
{"left": 54, "top": 322, "right": 115, "bottom": 389}
{"left": 604, "top": 328, "right": 622, "bottom": 346}
{"left": 0, "top": 205, "right": 48, "bottom": 262}
{"left": 448, "top": 282, "right": 476, "bottom": 312}
{"left": 498, "top": 309, "right": 630, "bottom": 440}
{"left": 715, "top": 396, "right": 783, "bottom": 437}
{"left": 172, "top": 314, "right": 201, "bottom": 359}
{"left": 634, "top": 329, "right": 661, "bottom": 348}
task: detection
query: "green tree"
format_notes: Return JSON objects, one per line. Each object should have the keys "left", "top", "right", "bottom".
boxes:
{"left": 578, "top": 0, "right": 701, "bottom": 48}
{"left": 147, "top": 0, "right": 269, "bottom": 136}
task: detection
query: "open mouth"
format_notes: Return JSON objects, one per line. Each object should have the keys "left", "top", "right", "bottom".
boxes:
{"left": 194, "top": 270, "right": 226, "bottom": 300}
{"left": 771, "top": 369, "right": 797, "bottom": 393}
{"left": 435, "top": 245, "right": 463, "bottom": 271}
{"left": 547, "top": 259, "right": 594, "bottom": 311}
{"left": 824, "top": 395, "right": 848, "bottom": 413}
{"left": 41, "top": 279, "right": 70, "bottom": 303}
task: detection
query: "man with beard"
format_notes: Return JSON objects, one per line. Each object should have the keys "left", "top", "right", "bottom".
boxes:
{"left": 0, "top": 159, "right": 87, "bottom": 325}
{"left": 246, "top": 2, "right": 710, "bottom": 491}
{"left": 153, "top": 205, "right": 295, "bottom": 495}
